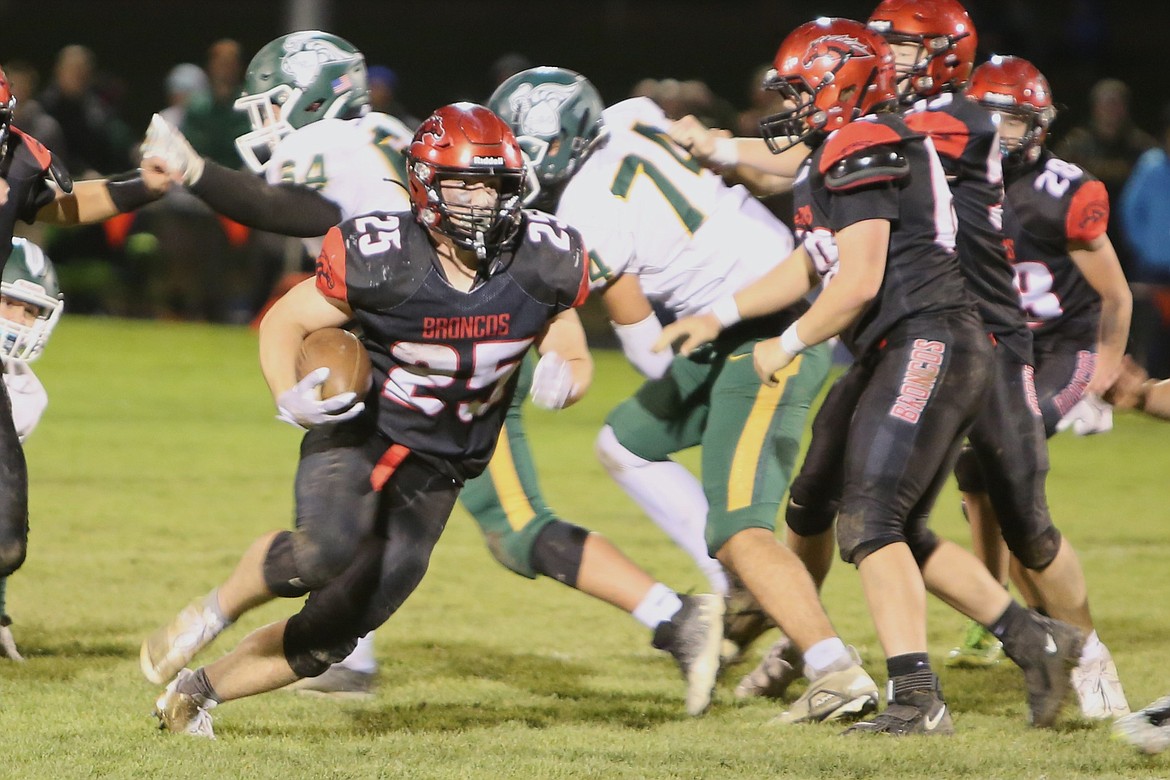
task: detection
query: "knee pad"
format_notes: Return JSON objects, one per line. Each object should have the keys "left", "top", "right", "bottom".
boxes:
{"left": 785, "top": 497, "right": 838, "bottom": 537}
{"left": 282, "top": 613, "right": 361, "bottom": 679}
{"left": 905, "top": 524, "right": 940, "bottom": 568}
{"left": 595, "top": 424, "right": 653, "bottom": 474}
{"left": 1006, "top": 525, "right": 1062, "bottom": 571}
{"left": 263, "top": 529, "right": 351, "bottom": 598}
{"left": 836, "top": 508, "right": 903, "bottom": 566}
{"left": 953, "top": 445, "right": 986, "bottom": 494}
{"left": 530, "top": 520, "right": 590, "bottom": 587}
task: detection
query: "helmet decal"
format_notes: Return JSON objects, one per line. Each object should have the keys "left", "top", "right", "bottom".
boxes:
{"left": 803, "top": 34, "right": 873, "bottom": 69}
{"left": 507, "top": 81, "right": 583, "bottom": 138}
{"left": 280, "top": 33, "right": 360, "bottom": 89}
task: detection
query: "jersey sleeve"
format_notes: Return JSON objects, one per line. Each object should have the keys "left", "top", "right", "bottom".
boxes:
{"left": 556, "top": 183, "right": 634, "bottom": 291}
{"left": 1064, "top": 178, "right": 1109, "bottom": 243}
{"left": 315, "top": 226, "right": 350, "bottom": 304}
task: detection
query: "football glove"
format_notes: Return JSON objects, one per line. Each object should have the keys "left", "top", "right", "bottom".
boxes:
{"left": 276, "top": 367, "right": 365, "bottom": 429}
{"left": 530, "top": 352, "right": 577, "bottom": 410}
{"left": 141, "top": 113, "right": 206, "bottom": 186}
{"left": 1056, "top": 393, "right": 1113, "bottom": 436}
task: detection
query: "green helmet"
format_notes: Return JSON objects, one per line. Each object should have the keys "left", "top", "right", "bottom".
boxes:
{"left": 488, "top": 67, "right": 605, "bottom": 208}
{"left": 1, "top": 238, "right": 62, "bottom": 363}
{"left": 234, "top": 31, "right": 369, "bottom": 173}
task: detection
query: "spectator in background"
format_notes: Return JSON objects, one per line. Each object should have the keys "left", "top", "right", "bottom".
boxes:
{"left": 181, "top": 39, "right": 250, "bottom": 169}
{"left": 1055, "top": 78, "right": 1156, "bottom": 280}
{"left": 4, "top": 61, "right": 66, "bottom": 158}
{"left": 158, "top": 63, "right": 208, "bottom": 130}
{"left": 38, "top": 44, "right": 134, "bottom": 176}
{"left": 367, "top": 65, "right": 419, "bottom": 130}
{"left": 1118, "top": 101, "right": 1170, "bottom": 378}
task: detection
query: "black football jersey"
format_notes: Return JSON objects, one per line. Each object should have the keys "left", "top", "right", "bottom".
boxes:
{"left": 1002, "top": 149, "right": 1110, "bottom": 340}
{"left": 903, "top": 93, "right": 1033, "bottom": 364}
{"left": 316, "top": 210, "right": 589, "bottom": 461}
{"left": 0, "top": 129, "right": 60, "bottom": 267}
{"left": 793, "top": 113, "right": 976, "bottom": 356}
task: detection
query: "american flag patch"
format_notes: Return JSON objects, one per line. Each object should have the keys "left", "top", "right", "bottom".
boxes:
{"left": 332, "top": 74, "right": 352, "bottom": 94}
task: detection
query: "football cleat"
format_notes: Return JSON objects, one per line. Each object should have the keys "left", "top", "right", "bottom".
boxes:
{"left": 1072, "top": 644, "right": 1129, "bottom": 719}
{"left": 770, "top": 647, "right": 878, "bottom": 725}
{"left": 945, "top": 620, "right": 1003, "bottom": 669}
{"left": 0, "top": 616, "right": 25, "bottom": 662}
{"left": 1009, "top": 615, "right": 1085, "bottom": 728}
{"left": 286, "top": 665, "right": 377, "bottom": 699}
{"left": 140, "top": 595, "right": 229, "bottom": 685}
{"left": 652, "top": 593, "right": 725, "bottom": 716}
{"left": 153, "top": 669, "right": 217, "bottom": 738}
{"left": 734, "top": 635, "right": 803, "bottom": 700}
{"left": 844, "top": 689, "right": 954, "bottom": 736}
{"left": 1113, "top": 695, "right": 1170, "bottom": 755}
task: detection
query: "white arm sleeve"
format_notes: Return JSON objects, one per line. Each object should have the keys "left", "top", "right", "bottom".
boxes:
{"left": 4, "top": 363, "right": 48, "bottom": 442}
{"left": 612, "top": 313, "right": 673, "bottom": 379}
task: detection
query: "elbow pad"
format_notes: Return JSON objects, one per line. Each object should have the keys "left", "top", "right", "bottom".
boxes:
{"left": 613, "top": 313, "right": 672, "bottom": 379}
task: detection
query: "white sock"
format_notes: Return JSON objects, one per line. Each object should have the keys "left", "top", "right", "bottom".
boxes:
{"left": 632, "top": 583, "right": 684, "bottom": 629}
{"left": 337, "top": 630, "right": 378, "bottom": 673}
{"left": 804, "top": 637, "right": 851, "bottom": 679}
{"left": 1080, "top": 630, "right": 1105, "bottom": 664}
{"left": 596, "top": 425, "right": 729, "bottom": 594}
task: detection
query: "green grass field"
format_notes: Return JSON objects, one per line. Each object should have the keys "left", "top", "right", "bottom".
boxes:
{"left": 1, "top": 317, "right": 1168, "bottom": 779}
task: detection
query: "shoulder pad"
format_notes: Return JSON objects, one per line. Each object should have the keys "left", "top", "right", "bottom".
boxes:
{"left": 314, "top": 226, "right": 349, "bottom": 303}
{"left": 823, "top": 143, "right": 909, "bottom": 192}
{"left": 819, "top": 120, "right": 907, "bottom": 173}
{"left": 10, "top": 128, "right": 51, "bottom": 170}
{"left": 1065, "top": 179, "right": 1109, "bottom": 243}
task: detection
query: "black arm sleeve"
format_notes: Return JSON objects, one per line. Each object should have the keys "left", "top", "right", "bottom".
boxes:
{"left": 189, "top": 160, "right": 342, "bottom": 237}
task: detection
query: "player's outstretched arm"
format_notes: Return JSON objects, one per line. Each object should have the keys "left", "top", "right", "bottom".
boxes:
{"left": 667, "top": 114, "right": 808, "bottom": 196}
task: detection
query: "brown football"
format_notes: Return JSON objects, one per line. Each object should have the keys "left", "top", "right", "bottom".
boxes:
{"left": 295, "top": 328, "right": 373, "bottom": 399}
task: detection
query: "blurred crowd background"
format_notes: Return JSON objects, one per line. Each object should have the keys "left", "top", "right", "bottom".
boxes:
{"left": 2, "top": 0, "right": 1168, "bottom": 375}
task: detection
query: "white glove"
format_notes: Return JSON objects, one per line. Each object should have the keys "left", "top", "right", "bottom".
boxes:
{"left": 530, "top": 352, "right": 577, "bottom": 410}
{"left": 3, "top": 362, "right": 48, "bottom": 443}
{"left": 275, "top": 367, "right": 365, "bottom": 429}
{"left": 140, "top": 113, "right": 206, "bottom": 185}
{"left": 1056, "top": 393, "right": 1113, "bottom": 436}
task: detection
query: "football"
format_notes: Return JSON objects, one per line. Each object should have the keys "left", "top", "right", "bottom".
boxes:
{"left": 295, "top": 328, "right": 373, "bottom": 399}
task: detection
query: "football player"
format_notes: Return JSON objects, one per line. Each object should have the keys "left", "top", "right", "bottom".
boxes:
{"left": 489, "top": 65, "right": 883, "bottom": 725}
{"left": 1104, "top": 355, "right": 1170, "bottom": 419}
{"left": 659, "top": 18, "right": 1087, "bottom": 734}
{"left": 735, "top": 0, "right": 1130, "bottom": 723}
{"left": 150, "top": 104, "right": 598, "bottom": 737}
{"left": 0, "top": 237, "right": 63, "bottom": 661}
{"left": 141, "top": 32, "right": 724, "bottom": 715}
{"left": 0, "top": 66, "right": 170, "bottom": 608}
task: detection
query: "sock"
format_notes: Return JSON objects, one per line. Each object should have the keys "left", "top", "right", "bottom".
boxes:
{"left": 887, "top": 653, "right": 937, "bottom": 701}
{"left": 804, "top": 637, "right": 851, "bottom": 678}
{"left": 989, "top": 600, "right": 1039, "bottom": 661}
{"left": 1080, "top": 630, "right": 1104, "bottom": 663}
{"left": 632, "top": 583, "right": 683, "bottom": 629}
{"left": 0, "top": 576, "right": 7, "bottom": 618}
{"left": 337, "top": 631, "right": 378, "bottom": 673}
{"left": 597, "top": 426, "right": 728, "bottom": 594}
{"left": 177, "top": 667, "right": 221, "bottom": 705}
{"left": 202, "top": 588, "right": 230, "bottom": 628}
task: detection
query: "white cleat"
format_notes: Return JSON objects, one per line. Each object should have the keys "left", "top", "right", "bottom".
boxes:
{"left": 653, "top": 594, "right": 725, "bottom": 716}
{"left": 1072, "top": 645, "right": 1130, "bottom": 719}
{"left": 1114, "top": 695, "right": 1170, "bottom": 754}
{"left": 153, "top": 669, "right": 217, "bottom": 738}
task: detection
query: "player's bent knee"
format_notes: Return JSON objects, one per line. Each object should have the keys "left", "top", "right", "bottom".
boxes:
{"left": 836, "top": 509, "right": 904, "bottom": 566}
{"left": 953, "top": 445, "right": 986, "bottom": 493}
{"left": 530, "top": 520, "right": 590, "bottom": 587}
{"left": 482, "top": 512, "right": 558, "bottom": 580}
{"left": 595, "top": 424, "right": 654, "bottom": 473}
{"left": 1007, "top": 525, "right": 1062, "bottom": 571}
{"left": 283, "top": 619, "right": 360, "bottom": 679}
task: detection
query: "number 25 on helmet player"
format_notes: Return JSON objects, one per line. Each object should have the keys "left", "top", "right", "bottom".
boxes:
{"left": 758, "top": 17, "right": 898, "bottom": 153}
{"left": 406, "top": 103, "right": 528, "bottom": 261}
{"left": 233, "top": 31, "right": 369, "bottom": 173}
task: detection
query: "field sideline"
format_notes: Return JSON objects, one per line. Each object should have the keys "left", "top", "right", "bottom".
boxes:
{"left": 1, "top": 316, "right": 1167, "bottom": 779}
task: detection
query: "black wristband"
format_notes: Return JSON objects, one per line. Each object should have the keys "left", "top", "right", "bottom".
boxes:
{"left": 106, "top": 175, "right": 160, "bottom": 213}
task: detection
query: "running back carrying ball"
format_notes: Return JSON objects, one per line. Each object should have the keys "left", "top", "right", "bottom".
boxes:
{"left": 295, "top": 328, "right": 372, "bottom": 398}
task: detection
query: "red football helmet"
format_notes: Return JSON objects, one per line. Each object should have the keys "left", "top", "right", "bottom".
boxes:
{"left": 759, "top": 17, "right": 897, "bottom": 152}
{"left": 407, "top": 102, "right": 528, "bottom": 257}
{"left": 867, "top": 0, "right": 977, "bottom": 99}
{"left": 0, "top": 67, "right": 15, "bottom": 152}
{"left": 966, "top": 55, "right": 1056, "bottom": 167}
